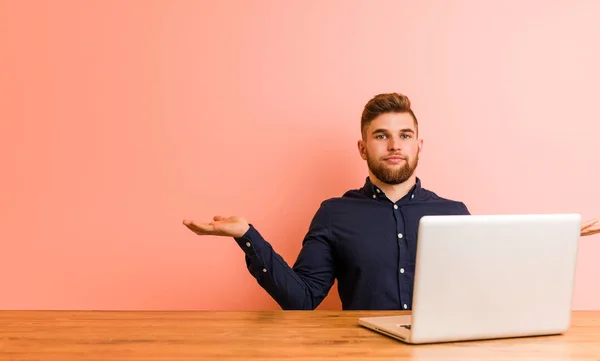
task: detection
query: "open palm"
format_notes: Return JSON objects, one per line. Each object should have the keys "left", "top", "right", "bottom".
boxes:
{"left": 183, "top": 216, "right": 250, "bottom": 238}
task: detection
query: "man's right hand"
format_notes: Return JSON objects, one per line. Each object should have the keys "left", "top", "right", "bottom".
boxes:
{"left": 182, "top": 216, "right": 250, "bottom": 238}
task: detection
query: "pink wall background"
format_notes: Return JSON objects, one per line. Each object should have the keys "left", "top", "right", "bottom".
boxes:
{"left": 1, "top": 0, "right": 598, "bottom": 310}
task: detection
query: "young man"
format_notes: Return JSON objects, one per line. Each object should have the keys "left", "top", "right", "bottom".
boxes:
{"left": 183, "top": 93, "right": 599, "bottom": 310}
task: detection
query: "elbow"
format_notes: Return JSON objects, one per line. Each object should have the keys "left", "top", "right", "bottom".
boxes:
{"left": 276, "top": 289, "right": 319, "bottom": 310}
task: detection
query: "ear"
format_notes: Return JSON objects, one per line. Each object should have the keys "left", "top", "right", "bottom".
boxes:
{"left": 357, "top": 139, "right": 367, "bottom": 160}
{"left": 417, "top": 138, "right": 424, "bottom": 159}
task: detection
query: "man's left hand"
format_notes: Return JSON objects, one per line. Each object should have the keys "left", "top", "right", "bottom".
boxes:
{"left": 581, "top": 219, "right": 600, "bottom": 237}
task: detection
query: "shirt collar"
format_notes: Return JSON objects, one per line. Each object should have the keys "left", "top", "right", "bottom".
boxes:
{"left": 363, "top": 176, "right": 422, "bottom": 202}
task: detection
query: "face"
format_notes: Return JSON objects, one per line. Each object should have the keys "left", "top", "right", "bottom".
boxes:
{"left": 358, "top": 112, "right": 423, "bottom": 185}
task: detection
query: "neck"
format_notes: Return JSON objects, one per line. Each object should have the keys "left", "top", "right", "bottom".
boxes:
{"left": 369, "top": 173, "right": 417, "bottom": 203}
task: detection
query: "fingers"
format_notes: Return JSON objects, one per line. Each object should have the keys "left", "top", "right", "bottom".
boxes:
{"left": 581, "top": 219, "right": 598, "bottom": 230}
{"left": 183, "top": 216, "right": 227, "bottom": 227}
{"left": 583, "top": 224, "right": 600, "bottom": 236}
{"left": 182, "top": 219, "right": 215, "bottom": 235}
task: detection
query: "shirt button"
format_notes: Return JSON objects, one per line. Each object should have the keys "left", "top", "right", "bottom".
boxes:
{"left": 398, "top": 233, "right": 403, "bottom": 239}
{"left": 376, "top": 189, "right": 381, "bottom": 193}
{"left": 400, "top": 268, "right": 405, "bottom": 274}
{"left": 372, "top": 194, "right": 376, "bottom": 199}
{"left": 245, "top": 242, "right": 251, "bottom": 247}
{"left": 411, "top": 194, "right": 414, "bottom": 199}
{"left": 262, "top": 268, "right": 267, "bottom": 273}
{"left": 403, "top": 304, "right": 408, "bottom": 309}
{"left": 393, "top": 204, "right": 398, "bottom": 210}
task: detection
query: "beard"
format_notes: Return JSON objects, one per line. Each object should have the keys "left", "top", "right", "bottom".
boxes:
{"left": 366, "top": 152, "right": 419, "bottom": 185}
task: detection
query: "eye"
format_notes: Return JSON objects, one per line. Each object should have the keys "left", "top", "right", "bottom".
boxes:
{"left": 375, "top": 134, "right": 387, "bottom": 139}
{"left": 400, "top": 134, "right": 412, "bottom": 139}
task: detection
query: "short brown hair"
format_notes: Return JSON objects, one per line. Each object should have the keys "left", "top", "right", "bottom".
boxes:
{"left": 361, "top": 93, "right": 418, "bottom": 138}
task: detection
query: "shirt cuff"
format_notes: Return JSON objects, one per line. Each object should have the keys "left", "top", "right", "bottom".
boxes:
{"left": 233, "top": 224, "right": 264, "bottom": 256}
{"left": 233, "top": 224, "right": 272, "bottom": 278}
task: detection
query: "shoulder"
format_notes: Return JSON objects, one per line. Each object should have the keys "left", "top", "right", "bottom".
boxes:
{"left": 309, "top": 188, "right": 370, "bottom": 217}
{"left": 416, "top": 186, "right": 470, "bottom": 214}
{"left": 321, "top": 187, "right": 371, "bottom": 207}
{"left": 419, "top": 186, "right": 460, "bottom": 202}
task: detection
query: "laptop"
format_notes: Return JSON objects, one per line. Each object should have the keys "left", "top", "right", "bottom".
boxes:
{"left": 358, "top": 213, "right": 582, "bottom": 344}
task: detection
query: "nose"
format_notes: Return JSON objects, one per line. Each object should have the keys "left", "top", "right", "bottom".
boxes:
{"left": 388, "top": 135, "right": 402, "bottom": 151}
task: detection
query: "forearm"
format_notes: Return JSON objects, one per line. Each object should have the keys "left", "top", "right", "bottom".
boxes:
{"left": 234, "top": 225, "right": 330, "bottom": 310}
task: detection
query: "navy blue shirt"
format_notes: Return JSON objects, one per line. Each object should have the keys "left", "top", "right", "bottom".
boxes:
{"left": 234, "top": 177, "right": 470, "bottom": 310}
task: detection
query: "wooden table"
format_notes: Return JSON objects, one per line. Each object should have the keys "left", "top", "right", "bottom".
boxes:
{"left": 1, "top": 310, "right": 599, "bottom": 360}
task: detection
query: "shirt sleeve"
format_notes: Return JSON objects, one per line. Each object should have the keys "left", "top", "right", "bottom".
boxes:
{"left": 233, "top": 202, "right": 335, "bottom": 310}
{"left": 459, "top": 202, "right": 471, "bottom": 215}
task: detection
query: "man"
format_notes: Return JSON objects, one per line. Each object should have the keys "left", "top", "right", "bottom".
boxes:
{"left": 183, "top": 93, "right": 599, "bottom": 310}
